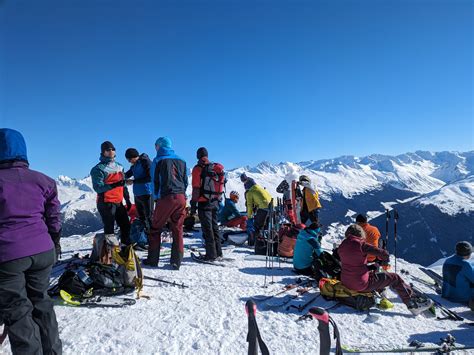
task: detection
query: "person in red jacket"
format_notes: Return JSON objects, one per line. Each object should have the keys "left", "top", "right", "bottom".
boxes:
{"left": 338, "top": 224, "right": 433, "bottom": 316}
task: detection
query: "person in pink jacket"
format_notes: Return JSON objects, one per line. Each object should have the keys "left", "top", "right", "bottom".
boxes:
{"left": 338, "top": 224, "right": 433, "bottom": 316}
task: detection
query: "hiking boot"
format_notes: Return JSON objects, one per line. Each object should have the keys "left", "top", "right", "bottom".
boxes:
{"left": 407, "top": 298, "right": 434, "bottom": 316}
{"left": 171, "top": 262, "right": 180, "bottom": 270}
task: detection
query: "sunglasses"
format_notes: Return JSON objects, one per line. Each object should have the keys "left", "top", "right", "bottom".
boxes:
{"left": 105, "top": 148, "right": 115, "bottom": 152}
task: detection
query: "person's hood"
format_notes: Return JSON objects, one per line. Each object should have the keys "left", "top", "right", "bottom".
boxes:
{"left": 0, "top": 128, "right": 28, "bottom": 163}
{"left": 156, "top": 147, "right": 175, "bottom": 157}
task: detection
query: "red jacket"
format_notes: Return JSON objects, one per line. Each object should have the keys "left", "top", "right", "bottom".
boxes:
{"left": 191, "top": 157, "right": 210, "bottom": 203}
{"left": 338, "top": 235, "right": 389, "bottom": 291}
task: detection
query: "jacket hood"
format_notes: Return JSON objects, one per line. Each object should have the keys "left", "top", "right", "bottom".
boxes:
{"left": 0, "top": 129, "right": 28, "bottom": 163}
{"left": 157, "top": 147, "right": 175, "bottom": 157}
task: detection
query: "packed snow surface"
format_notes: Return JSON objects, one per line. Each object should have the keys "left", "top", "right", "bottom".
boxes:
{"left": 1, "top": 231, "right": 473, "bottom": 355}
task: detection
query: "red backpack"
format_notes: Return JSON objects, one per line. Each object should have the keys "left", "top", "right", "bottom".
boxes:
{"left": 200, "top": 162, "right": 226, "bottom": 202}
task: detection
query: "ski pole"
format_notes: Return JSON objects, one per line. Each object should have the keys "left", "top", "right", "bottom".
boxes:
{"left": 393, "top": 209, "right": 398, "bottom": 273}
{"left": 384, "top": 209, "right": 390, "bottom": 250}
{"left": 144, "top": 275, "right": 189, "bottom": 288}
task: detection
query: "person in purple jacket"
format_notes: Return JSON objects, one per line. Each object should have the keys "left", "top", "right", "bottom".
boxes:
{"left": 0, "top": 129, "right": 62, "bottom": 354}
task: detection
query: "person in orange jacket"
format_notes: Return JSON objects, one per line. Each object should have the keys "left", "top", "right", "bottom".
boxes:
{"left": 356, "top": 214, "right": 381, "bottom": 263}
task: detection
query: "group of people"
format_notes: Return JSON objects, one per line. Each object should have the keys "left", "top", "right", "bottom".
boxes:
{"left": 292, "top": 212, "right": 474, "bottom": 315}
{"left": 0, "top": 128, "right": 473, "bottom": 355}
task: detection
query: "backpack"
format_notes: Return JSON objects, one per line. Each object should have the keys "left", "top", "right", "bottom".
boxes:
{"left": 130, "top": 220, "right": 148, "bottom": 246}
{"left": 200, "top": 162, "right": 225, "bottom": 203}
{"left": 319, "top": 278, "right": 375, "bottom": 311}
{"left": 57, "top": 269, "right": 90, "bottom": 296}
{"left": 312, "top": 251, "right": 342, "bottom": 281}
{"left": 277, "top": 224, "right": 301, "bottom": 258}
{"left": 90, "top": 233, "right": 120, "bottom": 265}
{"left": 112, "top": 245, "right": 144, "bottom": 296}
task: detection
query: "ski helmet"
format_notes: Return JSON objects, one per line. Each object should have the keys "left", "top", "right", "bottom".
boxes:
{"left": 299, "top": 175, "right": 311, "bottom": 184}
{"left": 230, "top": 191, "right": 239, "bottom": 200}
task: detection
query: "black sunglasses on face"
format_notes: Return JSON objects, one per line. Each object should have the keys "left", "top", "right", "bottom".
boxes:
{"left": 105, "top": 148, "right": 115, "bottom": 152}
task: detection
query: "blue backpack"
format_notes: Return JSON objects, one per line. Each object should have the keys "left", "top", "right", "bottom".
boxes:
{"left": 130, "top": 220, "right": 148, "bottom": 246}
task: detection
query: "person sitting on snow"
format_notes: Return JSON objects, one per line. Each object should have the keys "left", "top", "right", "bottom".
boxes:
{"left": 338, "top": 224, "right": 433, "bottom": 316}
{"left": 293, "top": 223, "right": 323, "bottom": 276}
{"left": 298, "top": 175, "right": 322, "bottom": 224}
{"left": 219, "top": 191, "right": 247, "bottom": 230}
{"left": 442, "top": 241, "right": 474, "bottom": 310}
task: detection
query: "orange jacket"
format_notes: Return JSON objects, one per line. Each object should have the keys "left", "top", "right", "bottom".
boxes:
{"left": 359, "top": 222, "right": 381, "bottom": 262}
{"left": 191, "top": 157, "right": 209, "bottom": 203}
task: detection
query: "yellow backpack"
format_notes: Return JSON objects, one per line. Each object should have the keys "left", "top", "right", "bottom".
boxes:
{"left": 319, "top": 278, "right": 375, "bottom": 311}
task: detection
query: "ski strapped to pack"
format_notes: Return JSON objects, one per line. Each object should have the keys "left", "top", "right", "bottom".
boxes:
{"left": 245, "top": 300, "right": 270, "bottom": 355}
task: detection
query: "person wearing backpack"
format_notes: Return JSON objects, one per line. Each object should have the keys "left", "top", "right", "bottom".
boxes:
{"left": 0, "top": 129, "right": 62, "bottom": 354}
{"left": 190, "top": 147, "right": 225, "bottom": 261}
{"left": 293, "top": 223, "right": 322, "bottom": 275}
{"left": 338, "top": 224, "right": 433, "bottom": 316}
{"left": 124, "top": 148, "right": 153, "bottom": 234}
{"left": 298, "top": 175, "right": 322, "bottom": 224}
{"left": 219, "top": 191, "right": 247, "bottom": 230}
{"left": 91, "top": 141, "right": 131, "bottom": 246}
{"left": 144, "top": 137, "right": 188, "bottom": 269}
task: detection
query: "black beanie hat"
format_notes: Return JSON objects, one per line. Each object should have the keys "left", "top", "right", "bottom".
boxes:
{"left": 356, "top": 214, "right": 367, "bottom": 223}
{"left": 197, "top": 147, "right": 208, "bottom": 160}
{"left": 101, "top": 141, "right": 115, "bottom": 153}
{"left": 455, "top": 241, "right": 472, "bottom": 257}
{"left": 125, "top": 148, "right": 139, "bottom": 159}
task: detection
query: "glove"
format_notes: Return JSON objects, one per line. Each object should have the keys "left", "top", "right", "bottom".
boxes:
{"left": 109, "top": 180, "right": 124, "bottom": 189}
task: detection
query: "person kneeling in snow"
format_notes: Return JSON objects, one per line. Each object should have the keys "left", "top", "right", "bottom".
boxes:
{"left": 293, "top": 223, "right": 322, "bottom": 276}
{"left": 442, "top": 241, "right": 474, "bottom": 311}
{"left": 219, "top": 191, "right": 247, "bottom": 230}
{"left": 338, "top": 224, "right": 433, "bottom": 316}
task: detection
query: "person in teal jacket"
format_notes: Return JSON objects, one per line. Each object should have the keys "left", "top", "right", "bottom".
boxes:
{"left": 293, "top": 223, "right": 322, "bottom": 275}
{"left": 218, "top": 191, "right": 247, "bottom": 230}
{"left": 442, "top": 241, "right": 474, "bottom": 309}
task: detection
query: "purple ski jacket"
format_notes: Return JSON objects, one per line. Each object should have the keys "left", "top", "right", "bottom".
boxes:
{"left": 0, "top": 129, "right": 61, "bottom": 263}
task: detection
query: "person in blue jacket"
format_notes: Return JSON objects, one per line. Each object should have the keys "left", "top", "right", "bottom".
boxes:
{"left": 218, "top": 191, "right": 247, "bottom": 230}
{"left": 124, "top": 148, "right": 153, "bottom": 232}
{"left": 442, "top": 241, "right": 474, "bottom": 310}
{"left": 293, "top": 223, "right": 322, "bottom": 275}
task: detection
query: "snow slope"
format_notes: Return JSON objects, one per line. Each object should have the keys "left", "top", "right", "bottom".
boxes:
{"left": 1, "top": 232, "right": 472, "bottom": 355}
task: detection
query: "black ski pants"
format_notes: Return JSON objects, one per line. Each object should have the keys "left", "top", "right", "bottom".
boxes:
{"left": 135, "top": 194, "right": 153, "bottom": 230}
{"left": 198, "top": 202, "right": 222, "bottom": 260}
{"left": 300, "top": 208, "right": 319, "bottom": 225}
{"left": 97, "top": 201, "right": 131, "bottom": 245}
{"left": 0, "top": 249, "right": 62, "bottom": 355}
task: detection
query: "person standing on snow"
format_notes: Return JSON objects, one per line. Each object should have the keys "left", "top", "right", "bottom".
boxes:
{"left": 338, "top": 224, "right": 433, "bottom": 316}
{"left": 219, "top": 191, "right": 247, "bottom": 230}
{"left": 442, "top": 241, "right": 474, "bottom": 310}
{"left": 298, "top": 175, "right": 322, "bottom": 224}
{"left": 145, "top": 137, "right": 187, "bottom": 269}
{"left": 91, "top": 141, "right": 131, "bottom": 245}
{"left": 0, "top": 129, "right": 62, "bottom": 354}
{"left": 191, "top": 147, "right": 226, "bottom": 261}
{"left": 245, "top": 180, "right": 273, "bottom": 245}
{"left": 124, "top": 148, "right": 153, "bottom": 233}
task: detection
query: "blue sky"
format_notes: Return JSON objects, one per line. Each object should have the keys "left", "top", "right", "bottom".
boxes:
{"left": 1, "top": 0, "right": 472, "bottom": 178}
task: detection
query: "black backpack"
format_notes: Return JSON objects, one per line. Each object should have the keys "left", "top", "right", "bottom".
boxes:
{"left": 312, "top": 251, "right": 342, "bottom": 281}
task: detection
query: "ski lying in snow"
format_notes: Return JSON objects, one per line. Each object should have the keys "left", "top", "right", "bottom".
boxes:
{"left": 409, "top": 284, "right": 463, "bottom": 321}
{"left": 400, "top": 269, "right": 441, "bottom": 294}
{"left": 189, "top": 252, "right": 228, "bottom": 267}
{"left": 143, "top": 275, "right": 189, "bottom": 288}
{"left": 419, "top": 267, "right": 443, "bottom": 286}
{"left": 287, "top": 293, "right": 321, "bottom": 312}
{"left": 263, "top": 286, "right": 313, "bottom": 310}
{"left": 341, "top": 344, "right": 474, "bottom": 353}
{"left": 244, "top": 254, "right": 293, "bottom": 263}
{"left": 59, "top": 290, "right": 136, "bottom": 308}
{"left": 252, "top": 278, "right": 314, "bottom": 303}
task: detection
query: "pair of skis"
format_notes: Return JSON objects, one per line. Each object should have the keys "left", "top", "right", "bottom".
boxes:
{"left": 384, "top": 209, "right": 399, "bottom": 272}
{"left": 59, "top": 290, "right": 136, "bottom": 308}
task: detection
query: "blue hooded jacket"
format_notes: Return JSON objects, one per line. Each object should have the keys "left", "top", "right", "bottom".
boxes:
{"left": 442, "top": 255, "right": 474, "bottom": 304}
{"left": 293, "top": 228, "right": 322, "bottom": 270}
{"left": 125, "top": 153, "right": 153, "bottom": 196}
{"left": 151, "top": 147, "right": 188, "bottom": 199}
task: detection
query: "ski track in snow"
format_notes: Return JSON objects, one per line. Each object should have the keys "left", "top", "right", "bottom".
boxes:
{"left": 1, "top": 232, "right": 473, "bottom": 355}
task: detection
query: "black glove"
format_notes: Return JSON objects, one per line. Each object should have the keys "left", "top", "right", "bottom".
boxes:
{"left": 49, "top": 230, "right": 61, "bottom": 262}
{"left": 109, "top": 180, "right": 124, "bottom": 189}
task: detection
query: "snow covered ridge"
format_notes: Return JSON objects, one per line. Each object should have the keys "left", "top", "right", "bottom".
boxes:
{"left": 414, "top": 175, "right": 474, "bottom": 216}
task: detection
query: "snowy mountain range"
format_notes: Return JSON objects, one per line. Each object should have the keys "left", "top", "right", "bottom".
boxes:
{"left": 57, "top": 150, "right": 474, "bottom": 266}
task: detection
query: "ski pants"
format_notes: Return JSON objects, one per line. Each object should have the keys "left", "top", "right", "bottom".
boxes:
{"left": 148, "top": 194, "right": 186, "bottom": 266}
{"left": 198, "top": 202, "right": 222, "bottom": 260}
{"left": 362, "top": 271, "right": 413, "bottom": 304}
{"left": 253, "top": 208, "right": 269, "bottom": 234}
{"left": 225, "top": 216, "right": 248, "bottom": 230}
{"left": 97, "top": 201, "right": 131, "bottom": 245}
{"left": 300, "top": 208, "right": 319, "bottom": 225}
{"left": 135, "top": 194, "right": 153, "bottom": 230}
{"left": 0, "top": 249, "right": 62, "bottom": 355}
{"left": 294, "top": 266, "right": 313, "bottom": 277}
